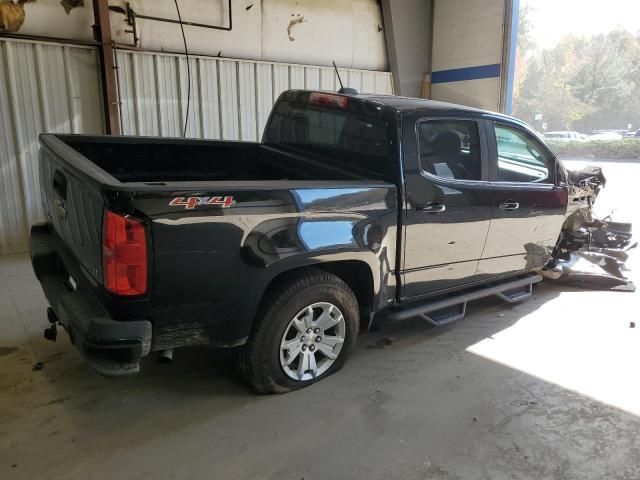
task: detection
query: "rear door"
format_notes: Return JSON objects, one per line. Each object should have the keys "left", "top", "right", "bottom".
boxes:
{"left": 402, "top": 114, "right": 493, "bottom": 298}
{"left": 479, "top": 120, "right": 568, "bottom": 276}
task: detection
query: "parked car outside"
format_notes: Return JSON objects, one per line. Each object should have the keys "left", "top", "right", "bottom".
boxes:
{"left": 587, "top": 132, "right": 623, "bottom": 141}
{"left": 543, "top": 131, "right": 584, "bottom": 141}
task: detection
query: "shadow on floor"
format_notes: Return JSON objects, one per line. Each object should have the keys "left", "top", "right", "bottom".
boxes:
{"left": 2, "top": 277, "right": 639, "bottom": 479}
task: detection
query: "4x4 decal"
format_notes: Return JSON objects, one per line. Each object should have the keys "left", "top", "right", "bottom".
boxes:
{"left": 169, "top": 196, "right": 235, "bottom": 210}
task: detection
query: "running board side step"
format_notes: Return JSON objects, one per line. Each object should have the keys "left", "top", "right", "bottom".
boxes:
{"left": 383, "top": 273, "right": 542, "bottom": 327}
{"left": 495, "top": 282, "right": 534, "bottom": 303}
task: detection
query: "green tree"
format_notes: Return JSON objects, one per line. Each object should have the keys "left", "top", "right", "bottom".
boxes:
{"left": 516, "top": 3, "right": 536, "bottom": 54}
{"left": 514, "top": 38, "right": 591, "bottom": 131}
{"left": 571, "top": 31, "right": 640, "bottom": 132}
{"left": 513, "top": 29, "right": 640, "bottom": 133}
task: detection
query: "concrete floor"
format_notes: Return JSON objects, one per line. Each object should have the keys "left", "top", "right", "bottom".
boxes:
{"left": 1, "top": 159, "right": 639, "bottom": 480}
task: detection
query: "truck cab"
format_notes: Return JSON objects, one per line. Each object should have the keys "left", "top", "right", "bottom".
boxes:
{"left": 387, "top": 96, "right": 567, "bottom": 298}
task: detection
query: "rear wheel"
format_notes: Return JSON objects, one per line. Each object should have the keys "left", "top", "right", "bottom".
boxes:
{"left": 237, "top": 270, "right": 359, "bottom": 393}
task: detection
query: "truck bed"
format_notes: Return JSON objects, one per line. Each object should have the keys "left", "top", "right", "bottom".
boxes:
{"left": 35, "top": 133, "right": 398, "bottom": 365}
{"left": 58, "top": 135, "right": 364, "bottom": 184}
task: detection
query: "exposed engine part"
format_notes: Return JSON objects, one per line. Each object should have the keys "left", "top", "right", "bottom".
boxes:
{"left": 544, "top": 165, "right": 636, "bottom": 291}
{"left": 566, "top": 165, "right": 606, "bottom": 190}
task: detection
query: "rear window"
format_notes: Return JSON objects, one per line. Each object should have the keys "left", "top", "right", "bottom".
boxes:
{"left": 264, "top": 93, "right": 395, "bottom": 179}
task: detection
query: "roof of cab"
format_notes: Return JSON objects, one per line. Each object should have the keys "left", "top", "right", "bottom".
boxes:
{"left": 356, "top": 93, "right": 483, "bottom": 112}
{"left": 351, "top": 92, "right": 525, "bottom": 126}
{"left": 284, "top": 89, "right": 520, "bottom": 124}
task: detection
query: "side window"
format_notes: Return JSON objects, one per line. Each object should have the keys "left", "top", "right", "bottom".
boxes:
{"left": 494, "top": 124, "right": 553, "bottom": 183}
{"left": 417, "top": 120, "right": 482, "bottom": 181}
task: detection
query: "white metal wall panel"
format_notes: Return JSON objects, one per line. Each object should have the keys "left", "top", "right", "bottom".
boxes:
{"left": 218, "top": 60, "right": 240, "bottom": 140}
{"left": 304, "top": 67, "right": 320, "bottom": 90}
{"left": 0, "top": 39, "right": 103, "bottom": 255}
{"left": 290, "top": 66, "right": 305, "bottom": 90}
{"left": 362, "top": 71, "right": 376, "bottom": 94}
{"left": 117, "top": 49, "right": 138, "bottom": 135}
{"left": 0, "top": 50, "right": 24, "bottom": 256}
{"left": 5, "top": 41, "right": 44, "bottom": 239}
{"left": 255, "top": 63, "right": 274, "bottom": 140}
{"left": 155, "top": 55, "right": 181, "bottom": 137}
{"left": 198, "top": 59, "right": 222, "bottom": 139}
{"left": 116, "top": 50, "right": 394, "bottom": 141}
{"left": 347, "top": 70, "right": 363, "bottom": 92}
{"left": 178, "top": 57, "right": 202, "bottom": 138}
{"left": 320, "top": 69, "right": 336, "bottom": 91}
{"left": 133, "top": 53, "right": 160, "bottom": 136}
{"left": 238, "top": 61, "right": 258, "bottom": 141}
{"left": 272, "top": 63, "right": 290, "bottom": 102}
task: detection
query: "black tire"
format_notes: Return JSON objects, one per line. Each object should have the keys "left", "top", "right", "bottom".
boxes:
{"left": 237, "top": 269, "right": 359, "bottom": 394}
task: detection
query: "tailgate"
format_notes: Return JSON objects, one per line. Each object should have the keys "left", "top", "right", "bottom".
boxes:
{"left": 38, "top": 136, "right": 106, "bottom": 284}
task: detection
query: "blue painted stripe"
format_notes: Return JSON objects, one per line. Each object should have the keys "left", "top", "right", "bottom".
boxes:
{"left": 431, "top": 64, "right": 501, "bottom": 84}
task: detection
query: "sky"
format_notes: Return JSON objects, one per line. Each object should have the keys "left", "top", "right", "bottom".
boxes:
{"left": 522, "top": 0, "right": 640, "bottom": 49}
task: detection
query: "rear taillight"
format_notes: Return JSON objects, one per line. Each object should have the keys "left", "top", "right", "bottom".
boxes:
{"left": 102, "top": 210, "right": 148, "bottom": 296}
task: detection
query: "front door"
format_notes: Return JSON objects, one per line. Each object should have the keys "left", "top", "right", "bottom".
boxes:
{"left": 402, "top": 116, "right": 493, "bottom": 299}
{"left": 479, "top": 120, "right": 568, "bottom": 276}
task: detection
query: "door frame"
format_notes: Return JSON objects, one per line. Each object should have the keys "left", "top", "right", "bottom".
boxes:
{"left": 400, "top": 113, "right": 494, "bottom": 300}
{"left": 483, "top": 118, "right": 560, "bottom": 186}
{"left": 480, "top": 117, "right": 569, "bottom": 273}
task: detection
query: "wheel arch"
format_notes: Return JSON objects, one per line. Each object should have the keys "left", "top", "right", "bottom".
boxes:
{"left": 259, "top": 260, "right": 376, "bottom": 332}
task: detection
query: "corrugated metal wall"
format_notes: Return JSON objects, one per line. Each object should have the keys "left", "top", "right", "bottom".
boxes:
{"left": 115, "top": 49, "right": 395, "bottom": 139}
{"left": 0, "top": 39, "right": 104, "bottom": 255}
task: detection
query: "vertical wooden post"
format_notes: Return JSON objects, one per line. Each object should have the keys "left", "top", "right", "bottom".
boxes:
{"left": 421, "top": 73, "right": 432, "bottom": 99}
{"left": 93, "top": 0, "right": 120, "bottom": 134}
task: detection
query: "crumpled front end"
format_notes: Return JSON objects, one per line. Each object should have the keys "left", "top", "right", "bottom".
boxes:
{"left": 544, "top": 165, "right": 636, "bottom": 290}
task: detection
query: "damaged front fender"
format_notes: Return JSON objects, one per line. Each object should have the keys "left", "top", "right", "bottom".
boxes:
{"left": 543, "top": 165, "right": 636, "bottom": 290}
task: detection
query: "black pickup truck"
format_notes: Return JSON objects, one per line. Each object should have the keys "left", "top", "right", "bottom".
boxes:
{"left": 31, "top": 90, "right": 605, "bottom": 393}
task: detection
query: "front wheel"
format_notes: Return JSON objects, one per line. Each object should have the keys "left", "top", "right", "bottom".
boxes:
{"left": 237, "top": 270, "right": 359, "bottom": 394}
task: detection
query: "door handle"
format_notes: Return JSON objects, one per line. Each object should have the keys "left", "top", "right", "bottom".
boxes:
{"left": 499, "top": 201, "right": 520, "bottom": 210}
{"left": 417, "top": 202, "right": 446, "bottom": 213}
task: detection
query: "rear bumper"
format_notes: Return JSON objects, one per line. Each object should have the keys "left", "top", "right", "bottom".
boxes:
{"left": 30, "top": 224, "right": 152, "bottom": 376}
